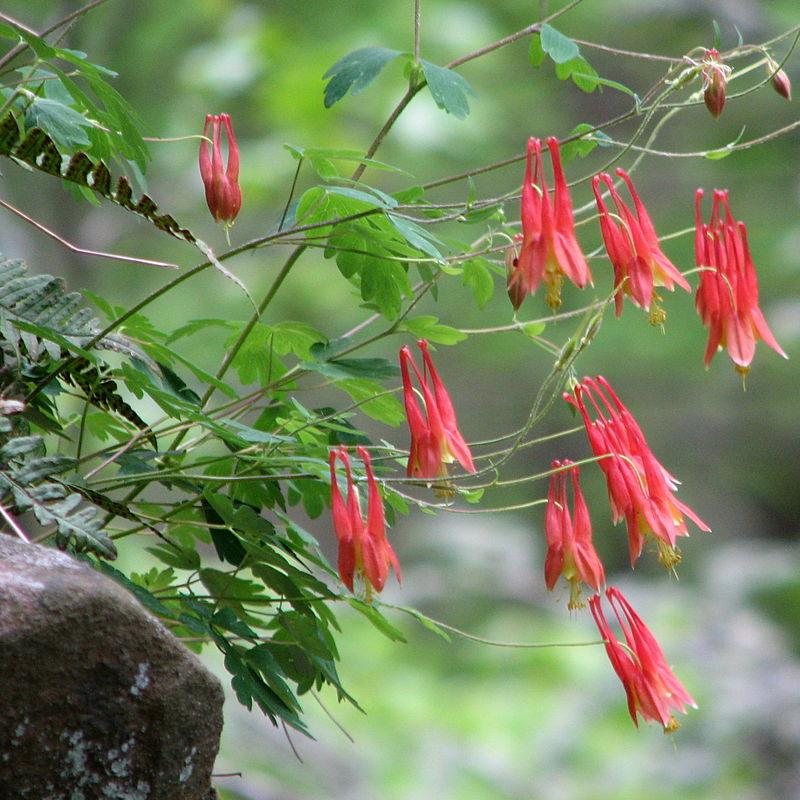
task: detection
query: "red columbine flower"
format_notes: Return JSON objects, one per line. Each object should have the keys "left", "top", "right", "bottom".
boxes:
{"left": 544, "top": 460, "right": 605, "bottom": 609}
{"left": 565, "top": 377, "right": 710, "bottom": 569}
{"left": 592, "top": 170, "right": 690, "bottom": 321}
{"left": 328, "top": 446, "right": 401, "bottom": 595}
{"left": 701, "top": 49, "right": 730, "bottom": 118}
{"left": 400, "top": 339, "right": 475, "bottom": 480}
{"left": 199, "top": 113, "right": 242, "bottom": 224}
{"left": 767, "top": 57, "right": 792, "bottom": 101}
{"left": 694, "top": 189, "right": 787, "bottom": 375}
{"left": 506, "top": 137, "right": 591, "bottom": 310}
{"left": 590, "top": 587, "right": 697, "bottom": 732}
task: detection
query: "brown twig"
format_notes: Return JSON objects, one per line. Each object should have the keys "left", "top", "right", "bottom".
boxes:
{"left": 0, "top": 197, "right": 179, "bottom": 269}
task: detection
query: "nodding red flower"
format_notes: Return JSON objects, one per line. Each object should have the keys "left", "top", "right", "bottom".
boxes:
{"left": 701, "top": 49, "right": 730, "bottom": 118}
{"left": 328, "top": 446, "right": 401, "bottom": 595}
{"left": 694, "top": 189, "right": 787, "bottom": 375}
{"left": 544, "top": 460, "right": 605, "bottom": 609}
{"left": 506, "top": 137, "right": 591, "bottom": 310}
{"left": 400, "top": 339, "right": 475, "bottom": 480}
{"left": 590, "top": 587, "right": 697, "bottom": 732}
{"left": 565, "top": 377, "right": 710, "bottom": 569}
{"left": 199, "top": 113, "right": 242, "bottom": 224}
{"left": 592, "top": 170, "right": 690, "bottom": 321}
{"left": 767, "top": 58, "right": 792, "bottom": 101}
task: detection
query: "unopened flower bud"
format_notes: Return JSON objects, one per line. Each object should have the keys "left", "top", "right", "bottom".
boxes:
{"left": 199, "top": 113, "right": 242, "bottom": 224}
{"left": 767, "top": 58, "right": 792, "bottom": 101}
{"left": 701, "top": 49, "right": 729, "bottom": 119}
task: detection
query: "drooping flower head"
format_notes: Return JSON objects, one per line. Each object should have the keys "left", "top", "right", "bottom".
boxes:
{"left": 694, "top": 189, "right": 787, "bottom": 375}
{"left": 565, "top": 377, "right": 710, "bottom": 569}
{"left": 766, "top": 56, "right": 792, "bottom": 101}
{"left": 506, "top": 137, "right": 591, "bottom": 310}
{"left": 199, "top": 113, "right": 242, "bottom": 224}
{"left": 590, "top": 587, "right": 697, "bottom": 732}
{"left": 400, "top": 339, "right": 475, "bottom": 480}
{"left": 544, "top": 460, "right": 605, "bottom": 609}
{"left": 328, "top": 446, "right": 401, "bottom": 595}
{"left": 592, "top": 170, "right": 690, "bottom": 321}
{"left": 700, "top": 48, "right": 730, "bottom": 118}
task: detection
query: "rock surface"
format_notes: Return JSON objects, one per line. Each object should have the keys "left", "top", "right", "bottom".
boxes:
{"left": 0, "top": 535, "right": 223, "bottom": 799}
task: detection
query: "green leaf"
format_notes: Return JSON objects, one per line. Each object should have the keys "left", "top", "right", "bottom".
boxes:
{"left": 462, "top": 259, "right": 495, "bottom": 309}
{"left": 349, "top": 598, "right": 407, "bottom": 642}
{"left": 705, "top": 126, "right": 747, "bottom": 160}
{"left": 323, "top": 46, "right": 402, "bottom": 108}
{"left": 561, "top": 124, "right": 613, "bottom": 161}
{"left": 460, "top": 487, "right": 485, "bottom": 505}
{"left": 387, "top": 213, "right": 444, "bottom": 259}
{"left": 419, "top": 59, "right": 475, "bottom": 119}
{"left": 284, "top": 144, "right": 408, "bottom": 175}
{"left": 401, "top": 316, "right": 467, "bottom": 345}
{"left": 337, "top": 378, "right": 405, "bottom": 426}
{"left": 306, "top": 357, "right": 400, "bottom": 381}
{"left": 269, "top": 322, "right": 327, "bottom": 359}
{"left": 554, "top": 56, "right": 597, "bottom": 91}
{"left": 390, "top": 604, "right": 452, "bottom": 641}
{"left": 529, "top": 34, "right": 546, "bottom": 67}
{"left": 361, "top": 260, "right": 412, "bottom": 319}
{"left": 522, "top": 321, "right": 546, "bottom": 338}
{"left": 575, "top": 72, "right": 637, "bottom": 98}
{"left": 146, "top": 544, "right": 200, "bottom": 571}
{"left": 540, "top": 24, "right": 580, "bottom": 64}
{"left": 24, "top": 95, "right": 93, "bottom": 149}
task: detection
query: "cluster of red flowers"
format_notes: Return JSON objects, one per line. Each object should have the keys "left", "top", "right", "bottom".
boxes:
{"left": 507, "top": 136, "right": 786, "bottom": 375}
{"left": 546, "top": 375, "right": 707, "bottom": 731}
{"left": 694, "top": 189, "right": 787, "bottom": 375}
{"left": 328, "top": 445, "right": 401, "bottom": 596}
{"left": 316, "top": 124, "right": 789, "bottom": 734}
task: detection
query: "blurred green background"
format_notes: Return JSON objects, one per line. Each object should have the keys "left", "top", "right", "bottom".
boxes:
{"left": 2, "top": 1, "right": 799, "bottom": 798}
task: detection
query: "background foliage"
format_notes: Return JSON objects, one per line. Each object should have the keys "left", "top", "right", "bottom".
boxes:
{"left": 1, "top": 1, "right": 798, "bottom": 799}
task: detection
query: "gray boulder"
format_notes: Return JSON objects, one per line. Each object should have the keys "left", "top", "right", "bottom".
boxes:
{"left": 0, "top": 535, "right": 223, "bottom": 799}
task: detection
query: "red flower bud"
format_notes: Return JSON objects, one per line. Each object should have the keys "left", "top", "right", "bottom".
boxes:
{"left": 199, "top": 113, "right": 242, "bottom": 224}
{"left": 701, "top": 49, "right": 729, "bottom": 119}
{"left": 767, "top": 58, "right": 792, "bottom": 101}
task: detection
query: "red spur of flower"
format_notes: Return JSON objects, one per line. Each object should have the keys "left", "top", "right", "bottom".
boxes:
{"left": 544, "top": 460, "right": 605, "bottom": 609}
{"left": 590, "top": 587, "right": 697, "bottom": 732}
{"left": 506, "top": 137, "right": 591, "bottom": 310}
{"left": 400, "top": 339, "right": 475, "bottom": 481}
{"left": 592, "top": 169, "right": 690, "bottom": 321}
{"left": 694, "top": 189, "right": 787, "bottom": 376}
{"left": 328, "top": 446, "right": 401, "bottom": 595}
{"left": 199, "top": 113, "right": 242, "bottom": 224}
{"left": 565, "top": 376, "right": 710, "bottom": 569}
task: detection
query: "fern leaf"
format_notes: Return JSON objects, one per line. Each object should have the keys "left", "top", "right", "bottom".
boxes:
{"left": 62, "top": 357, "right": 157, "bottom": 448}
{"left": 0, "top": 254, "right": 143, "bottom": 362}
{"left": 0, "top": 112, "right": 197, "bottom": 243}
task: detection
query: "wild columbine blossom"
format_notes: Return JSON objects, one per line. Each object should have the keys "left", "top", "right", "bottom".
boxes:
{"left": 590, "top": 587, "right": 697, "bottom": 732}
{"left": 400, "top": 339, "right": 475, "bottom": 480}
{"left": 565, "top": 377, "right": 710, "bottom": 569}
{"left": 767, "top": 57, "right": 792, "bottom": 100}
{"left": 592, "top": 170, "right": 690, "bottom": 321}
{"left": 199, "top": 113, "right": 242, "bottom": 224}
{"left": 506, "top": 137, "right": 591, "bottom": 310}
{"left": 328, "top": 446, "right": 401, "bottom": 595}
{"left": 700, "top": 49, "right": 730, "bottom": 118}
{"left": 544, "top": 460, "right": 605, "bottom": 609}
{"left": 694, "top": 189, "right": 787, "bottom": 375}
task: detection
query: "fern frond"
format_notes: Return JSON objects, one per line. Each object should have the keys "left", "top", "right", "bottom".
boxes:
{"left": 0, "top": 113, "right": 197, "bottom": 243}
{"left": 0, "top": 254, "right": 143, "bottom": 363}
{"left": 62, "top": 357, "right": 157, "bottom": 448}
